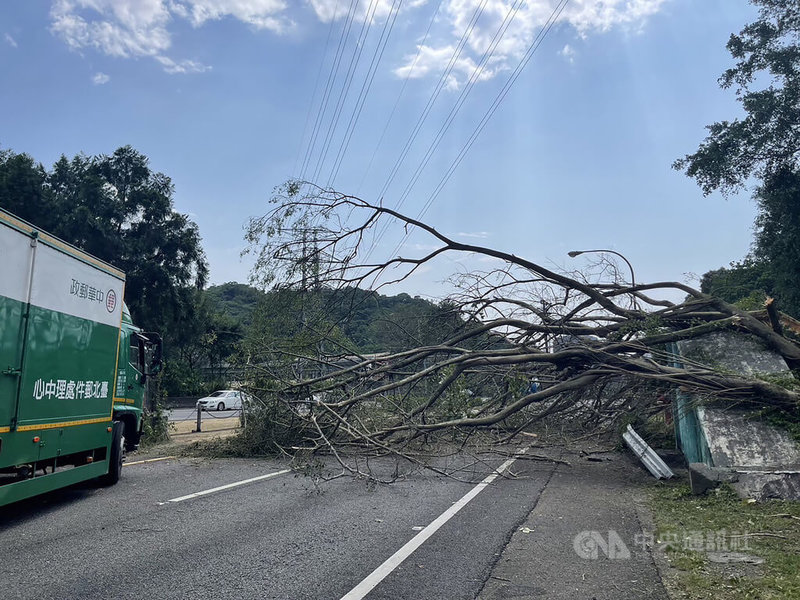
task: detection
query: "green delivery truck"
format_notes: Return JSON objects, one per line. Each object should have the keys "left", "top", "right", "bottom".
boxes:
{"left": 0, "top": 208, "right": 162, "bottom": 507}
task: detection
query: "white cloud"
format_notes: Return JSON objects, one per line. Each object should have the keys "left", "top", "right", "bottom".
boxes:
{"left": 308, "top": 0, "right": 401, "bottom": 24}
{"left": 47, "top": 0, "right": 667, "bottom": 82}
{"left": 92, "top": 71, "right": 110, "bottom": 84}
{"left": 4, "top": 33, "right": 18, "bottom": 47}
{"left": 395, "top": 0, "right": 668, "bottom": 87}
{"left": 155, "top": 55, "right": 211, "bottom": 73}
{"left": 394, "top": 44, "right": 497, "bottom": 90}
{"left": 49, "top": 0, "right": 290, "bottom": 73}
{"left": 559, "top": 43, "right": 575, "bottom": 64}
{"left": 50, "top": 0, "right": 172, "bottom": 57}
{"left": 456, "top": 231, "right": 491, "bottom": 239}
{"left": 178, "top": 0, "right": 290, "bottom": 32}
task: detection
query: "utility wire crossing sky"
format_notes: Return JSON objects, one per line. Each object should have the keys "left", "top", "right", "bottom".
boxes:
{"left": 1, "top": 1, "right": 758, "bottom": 297}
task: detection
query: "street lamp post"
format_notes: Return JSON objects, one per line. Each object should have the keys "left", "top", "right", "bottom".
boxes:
{"left": 567, "top": 249, "right": 639, "bottom": 310}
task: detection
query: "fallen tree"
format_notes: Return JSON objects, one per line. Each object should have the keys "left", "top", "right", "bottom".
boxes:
{"left": 233, "top": 182, "right": 800, "bottom": 476}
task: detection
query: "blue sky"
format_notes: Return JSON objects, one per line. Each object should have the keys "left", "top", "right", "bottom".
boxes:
{"left": 0, "top": 0, "right": 758, "bottom": 299}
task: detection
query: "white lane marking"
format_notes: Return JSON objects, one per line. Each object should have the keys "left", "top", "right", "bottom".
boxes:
{"left": 163, "top": 469, "right": 292, "bottom": 504}
{"left": 125, "top": 456, "right": 176, "bottom": 466}
{"left": 340, "top": 449, "right": 528, "bottom": 600}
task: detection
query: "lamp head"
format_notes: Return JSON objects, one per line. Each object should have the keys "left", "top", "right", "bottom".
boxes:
{"left": 567, "top": 250, "right": 583, "bottom": 258}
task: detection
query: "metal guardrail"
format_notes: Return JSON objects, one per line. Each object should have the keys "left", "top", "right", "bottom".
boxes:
{"left": 623, "top": 424, "right": 675, "bottom": 479}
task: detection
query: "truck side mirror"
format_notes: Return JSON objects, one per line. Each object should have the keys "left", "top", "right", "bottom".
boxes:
{"left": 142, "top": 333, "right": 163, "bottom": 376}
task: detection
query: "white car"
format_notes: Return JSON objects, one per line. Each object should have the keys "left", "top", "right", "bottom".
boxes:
{"left": 196, "top": 390, "right": 247, "bottom": 411}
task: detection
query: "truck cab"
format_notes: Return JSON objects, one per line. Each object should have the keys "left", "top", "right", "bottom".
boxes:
{"left": 113, "top": 304, "right": 162, "bottom": 451}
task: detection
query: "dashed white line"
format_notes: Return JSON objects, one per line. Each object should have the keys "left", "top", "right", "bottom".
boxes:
{"left": 340, "top": 449, "right": 528, "bottom": 600}
{"left": 162, "top": 469, "right": 292, "bottom": 504}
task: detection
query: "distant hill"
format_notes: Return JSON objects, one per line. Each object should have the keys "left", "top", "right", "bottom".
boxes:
{"left": 203, "top": 283, "right": 461, "bottom": 353}
{"left": 204, "top": 282, "right": 267, "bottom": 327}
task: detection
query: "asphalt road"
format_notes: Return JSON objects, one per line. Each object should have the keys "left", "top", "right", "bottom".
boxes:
{"left": 0, "top": 452, "right": 555, "bottom": 600}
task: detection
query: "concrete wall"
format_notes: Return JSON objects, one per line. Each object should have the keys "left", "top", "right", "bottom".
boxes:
{"left": 676, "top": 330, "right": 790, "bottom": 376}
{"left": 676, "top": 331, "right": 800, "bottom": 499}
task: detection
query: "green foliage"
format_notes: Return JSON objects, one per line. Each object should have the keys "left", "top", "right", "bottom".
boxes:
{"left": 609, "top": 314, "right": 666, "bottom": 341}
{"left": 436, "top": 365, "right": 475, "bottom": 418}
{"left": 188, "top": 401, "right": 314, "bottom": 457}
{"left": 702, "top": 169, "right": 800, "bottom": 318}
{"left": 650, "top": 482, "right": 800, "bottom": 599}
{"left": 757, "top": 388, "right": 800, "bottom": 442}
{"left": 238, "top": 285, "right": 467, "bottom": 360}
{"left": 0, "top": 149, "right": 50, "bottom": 226}
{"left": 159, "top": 291, "right": 244, "bottom": 396}
{"left": 242, "top": 288, "right": 359, "bottom": 374}
{"left": 243, "top": 180, "right": 325, "bottom": 290}
{"left": 0, "top": 145, "right": 217, "bottom": 396}
{"left": 700, "top": 259, "right": 775, "bottom": 305}
{"left": 0, "top": 145, "right": 208, "bottom": 335}
{"left": 140, "top": 399, "right": 172, "bottom": 447}
{"left": 678, "top": 1, "right": 800, "bottom": 319}
{"left": 752, "top": 168, "right": 800, "bottom": 317}
{"left": 205, "top": 282, "right": 267, "bottom": 327}
{"left": 673, "top": 0, "right": 800, "bottom": 196}
{"left": 700, "top": 251, "right": 798, "bottom": 318}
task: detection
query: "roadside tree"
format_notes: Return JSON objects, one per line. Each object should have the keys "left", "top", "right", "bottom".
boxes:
{"left": 675, "top": 0, "right": 800, "bottom": 316}
{"left": 237, "top": 182, "right": 800, "bottom": 478}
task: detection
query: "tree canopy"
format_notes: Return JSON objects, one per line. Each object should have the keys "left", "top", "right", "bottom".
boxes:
{"left": 0, "top": 145, "right": 208, "bottom": 335}
{"left": 674, "top": 0, "right": 800, "bottom": 196}
{"left": 677, "top": 0, "right": 800, "bottom": 318}
{"left": 752, "top": 167, "right": 800, "bottom": 315}
{"left": 229, "top": 182, "right": 800, "bottom": 475}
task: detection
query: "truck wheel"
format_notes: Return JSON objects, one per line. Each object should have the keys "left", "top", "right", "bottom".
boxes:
{"left": 217, "top": 402, "right": 225, "bottom": 411}
{"left": 99, "top": 421, "right": 125, "bottom": 486}
{"left": 123, "top": 420, "right": 141, "bottom": 452}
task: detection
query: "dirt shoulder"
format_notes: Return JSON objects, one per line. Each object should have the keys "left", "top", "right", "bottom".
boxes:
{"left": 131, "top": 416, "right": 241, "bottom": 461}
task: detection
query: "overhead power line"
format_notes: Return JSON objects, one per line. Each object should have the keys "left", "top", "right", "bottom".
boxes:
{"left": 386, "top": 0, "right": 571, "bottom": 261}
{"left": 299, "top": 0, "right": 361, "bottom": 182}
{"left": 418, "top": 0, "right": 571, "bottom": 222}
{"left": 293, "top": 0, "right": 343, "bottom": 178}
{"left": 374, "top": 0, "right": 491, "bottom": 203}
{"left": 367, "top": 0, "right": 525, "bottom": 262}
{"left": 393, "top": 0, "right": 527, "bottom": 212}
{"left": 310, "top": 0, "right": 382, "bottom": 184}
{"left": 359, "top": 0, "right": 491, "bottom": 263}
{"left": 356, "top": 0, "right": 445, "bottom": 195}
{"left": 327, "top": 0, "right": 404, "bottom": 187}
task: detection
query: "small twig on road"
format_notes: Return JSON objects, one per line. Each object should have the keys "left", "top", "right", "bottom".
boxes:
{"left": 488, "top": 450, "right": 571, "bottom": 467}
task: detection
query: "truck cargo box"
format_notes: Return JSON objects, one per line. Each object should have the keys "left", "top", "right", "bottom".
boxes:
{"left": 1, "top": 209, "right": 128, "bottom": 506}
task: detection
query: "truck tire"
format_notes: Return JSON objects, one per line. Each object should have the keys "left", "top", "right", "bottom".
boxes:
{"left": 99, "top": 421, "right": 125, "bottom": 486}
{"left": 123, "top": 419, "right": 141, "bottom": 452}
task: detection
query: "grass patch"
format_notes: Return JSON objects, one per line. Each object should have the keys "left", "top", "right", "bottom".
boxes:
{"left": 649, "top": 482, "right": 800, "bottom": 599}
{"left": 182, "top": 404, "right": 312, "bottom": 458}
